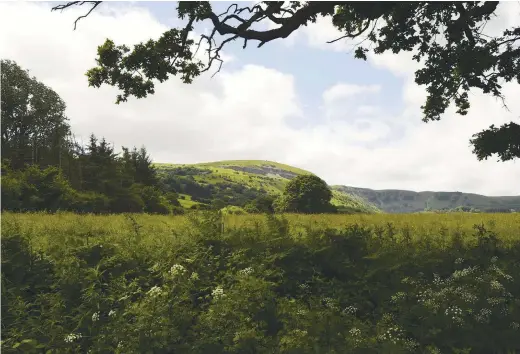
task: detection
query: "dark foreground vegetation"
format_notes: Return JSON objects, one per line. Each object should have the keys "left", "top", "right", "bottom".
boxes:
{"left": 2, "top": 212, "right": 520, "bottom": 353}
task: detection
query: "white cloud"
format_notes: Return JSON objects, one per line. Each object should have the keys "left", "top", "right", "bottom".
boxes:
{"left": 1, "top": 2, "right": 518, "bottom": 196}
{"left": 323, "top": 83, "right": 381, "bottom": 104}
{"left": 290, "top": 3, "right": 520, "bottom": 195}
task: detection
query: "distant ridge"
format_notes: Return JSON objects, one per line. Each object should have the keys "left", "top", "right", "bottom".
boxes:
{"left": 333, "top": 185, "right": 520, "bottom": 213}
{"left": 154, "top": 160, "right": 380, "bottom": 213}
{"left": 154, "top": 160, "right": 519, "bottom": 213}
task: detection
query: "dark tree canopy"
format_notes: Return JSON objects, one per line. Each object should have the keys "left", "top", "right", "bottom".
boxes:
{"left": 52, "top": 1, "right": 520, "bottom": 162}
{"left": 278, "top": 174, "right": 335, "bottom": 214}
{"left": 1, "top": 59, "right": 72, "bottom": 170}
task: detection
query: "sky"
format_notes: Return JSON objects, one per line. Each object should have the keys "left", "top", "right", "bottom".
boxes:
{"left": 1, "top": 1, "right": 519, "bottom": 196}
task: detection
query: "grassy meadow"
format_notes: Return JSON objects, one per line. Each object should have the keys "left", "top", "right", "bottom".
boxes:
{"left": 2, "top": 211, "right": 520, "bottom": 353}
{"left": 4, "top": 211, "right": 519, "bottom": 247}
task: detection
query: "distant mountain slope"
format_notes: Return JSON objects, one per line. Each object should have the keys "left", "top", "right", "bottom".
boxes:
{"left": 333, "top": 186, "right": 520, "bottom": 213}
{"left": 154, "top": 160, "right": 380, "bottom": 213}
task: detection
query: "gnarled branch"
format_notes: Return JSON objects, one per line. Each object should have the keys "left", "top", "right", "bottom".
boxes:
{"left": 51, "top": 1, "right": 102, "bottom": 30}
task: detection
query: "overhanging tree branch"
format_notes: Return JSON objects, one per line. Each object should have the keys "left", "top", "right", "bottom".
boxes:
{"left": 51, "top": 1, "right": 520, "bottom": 162}
{"left": 51, "top": 1, "right": 102, "bottom": 30}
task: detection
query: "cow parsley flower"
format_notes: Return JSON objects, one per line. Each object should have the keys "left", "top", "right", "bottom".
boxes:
{"left": 349, "top": 328, "right": 361, "bottom": 337}
{"left": 238, "top": 267, "right": 254, "bottom": 276}
{"left": 147, "top": 285, "right": 163, "bottom": 298}
{"left": 296, "top": 309, "right": 307, "bottom": 316}
{"left": 343, "top": 305, "right": 358, "bottom": 315}
{"left": 378, "top": 326, "right": 404, "bottom": 343}
{"left": 169, "top": 264, "right": 186, "bottom": 277}
{"left": 212, "top": 286, "right": 225, "bottom": 300}
{"left": 490, "top": 280, "right": 503, "bottom": 291}
{"left": 64, "top": 333, "right": 82, "bottom": 343}
{"left": 391, "top": 292, "right": 406, "bottom": 303}
{"left": 323, "top": 297, "right": 338, "bottom": 310}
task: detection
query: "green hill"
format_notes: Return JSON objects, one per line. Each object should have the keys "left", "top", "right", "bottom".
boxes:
{"left": 154, "top": 160, "right": 380, "bottom": 213}
{"left": 333, "top": 186, "right": 520, "bottom": 213}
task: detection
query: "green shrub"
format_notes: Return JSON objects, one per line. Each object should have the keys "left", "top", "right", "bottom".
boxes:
{"left": 64, "top": 190, "right": 110, "bottom": 214}
{"left": 109, "top": 188, "right": 145, "bottom": 213}
{"left": 220, "top": 206, "right": 247, "bottom": 215}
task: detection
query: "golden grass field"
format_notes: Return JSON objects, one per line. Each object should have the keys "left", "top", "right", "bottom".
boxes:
{"left": 3, "top": 211, "right": 520, "bottom": 249}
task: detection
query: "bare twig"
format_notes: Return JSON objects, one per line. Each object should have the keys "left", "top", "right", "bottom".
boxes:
{"left": 51, "top": 1, "right": 102, "bottom": 30}
{"left": 327, "top": 20, "right": 371, "bottom": 44}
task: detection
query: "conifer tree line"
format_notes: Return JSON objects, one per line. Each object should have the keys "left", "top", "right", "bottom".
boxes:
{"left": 1, "top": 59, "right": 181, "bottom": 214}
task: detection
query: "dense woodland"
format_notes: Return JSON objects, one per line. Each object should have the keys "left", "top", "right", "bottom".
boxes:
{"left": 1, "top": 60, "right": 174, "bottom": 214}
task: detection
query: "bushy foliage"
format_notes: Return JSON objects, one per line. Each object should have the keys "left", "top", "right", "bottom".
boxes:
{"left": 0, "top": 162, "right": 175, "bottom": 214}
{"left": 0, "top": 163, "right": 108, "bottom": 213}
{"left": 244, "top": 195, "right": 276, "bottom": 214}
{"left": 220, "top": 206, "right": 247, "bottom": 215}
{"left": 2, "top": 212, "right": 519, "bottom": 353}
{"left": 277, "top": 175, "right": 336, "bottom": 214}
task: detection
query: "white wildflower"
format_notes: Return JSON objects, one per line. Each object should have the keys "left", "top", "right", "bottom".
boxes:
{"left": 293, "top": 329, "right": 307, "bottom": 336}
{"left": 454, "top": 258, "right": 464, "bottom": 264}
{"left": 92, "top": 312, "right": 99, "bottom": 322}
{"left": 490, "top": 280, "right": 504, "bottom": 291}
{"left": 487, "top": 297, "right": 504, "bottom": 307}
{"left": 238, "top": 267, "right": 254, "bottom": 276}
{"left": 169, "top": 264, "right": 187, "bottom": 277}
{"left": 343, "top": 305, "right": 358, "bottom": 315}
{"left": 108, "top": 310, "right": 116, "bottom": 317}
{"left": 511, "top": 322, "right": 519, "bottom": 330}
{"left": 453, "top": 266, "right": 477, "bottom": 279}
{"left": 391, "top": 292, "right": 406, "bottom": 303}
{"left": 64, "top": 333, "right": 82, "bottom": 343}
{"left": 147, "top": 285, "right": 163, "bottom": 298}
{"left": 460, "top": 291, "right": 478, "bottom": 304}
{"left": 212, "top": 286, "right": 225, "bottom": 300}
{"left": 349, "top": 327, "right": 361, "bottom": 337}
{"left": 323, "top": 297, "right": 338, "bottom": 310}
{"left": 474, "top": 308, "right": 492, "bottom": 323}
{"left": 404, "top": 338, "right": 419, "bottom": 351}
{"left": 379, "top": 327, "right": 404, "bottom": 343}
{"left": 444, "top": 306, "right": 463, "bottom": 317}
